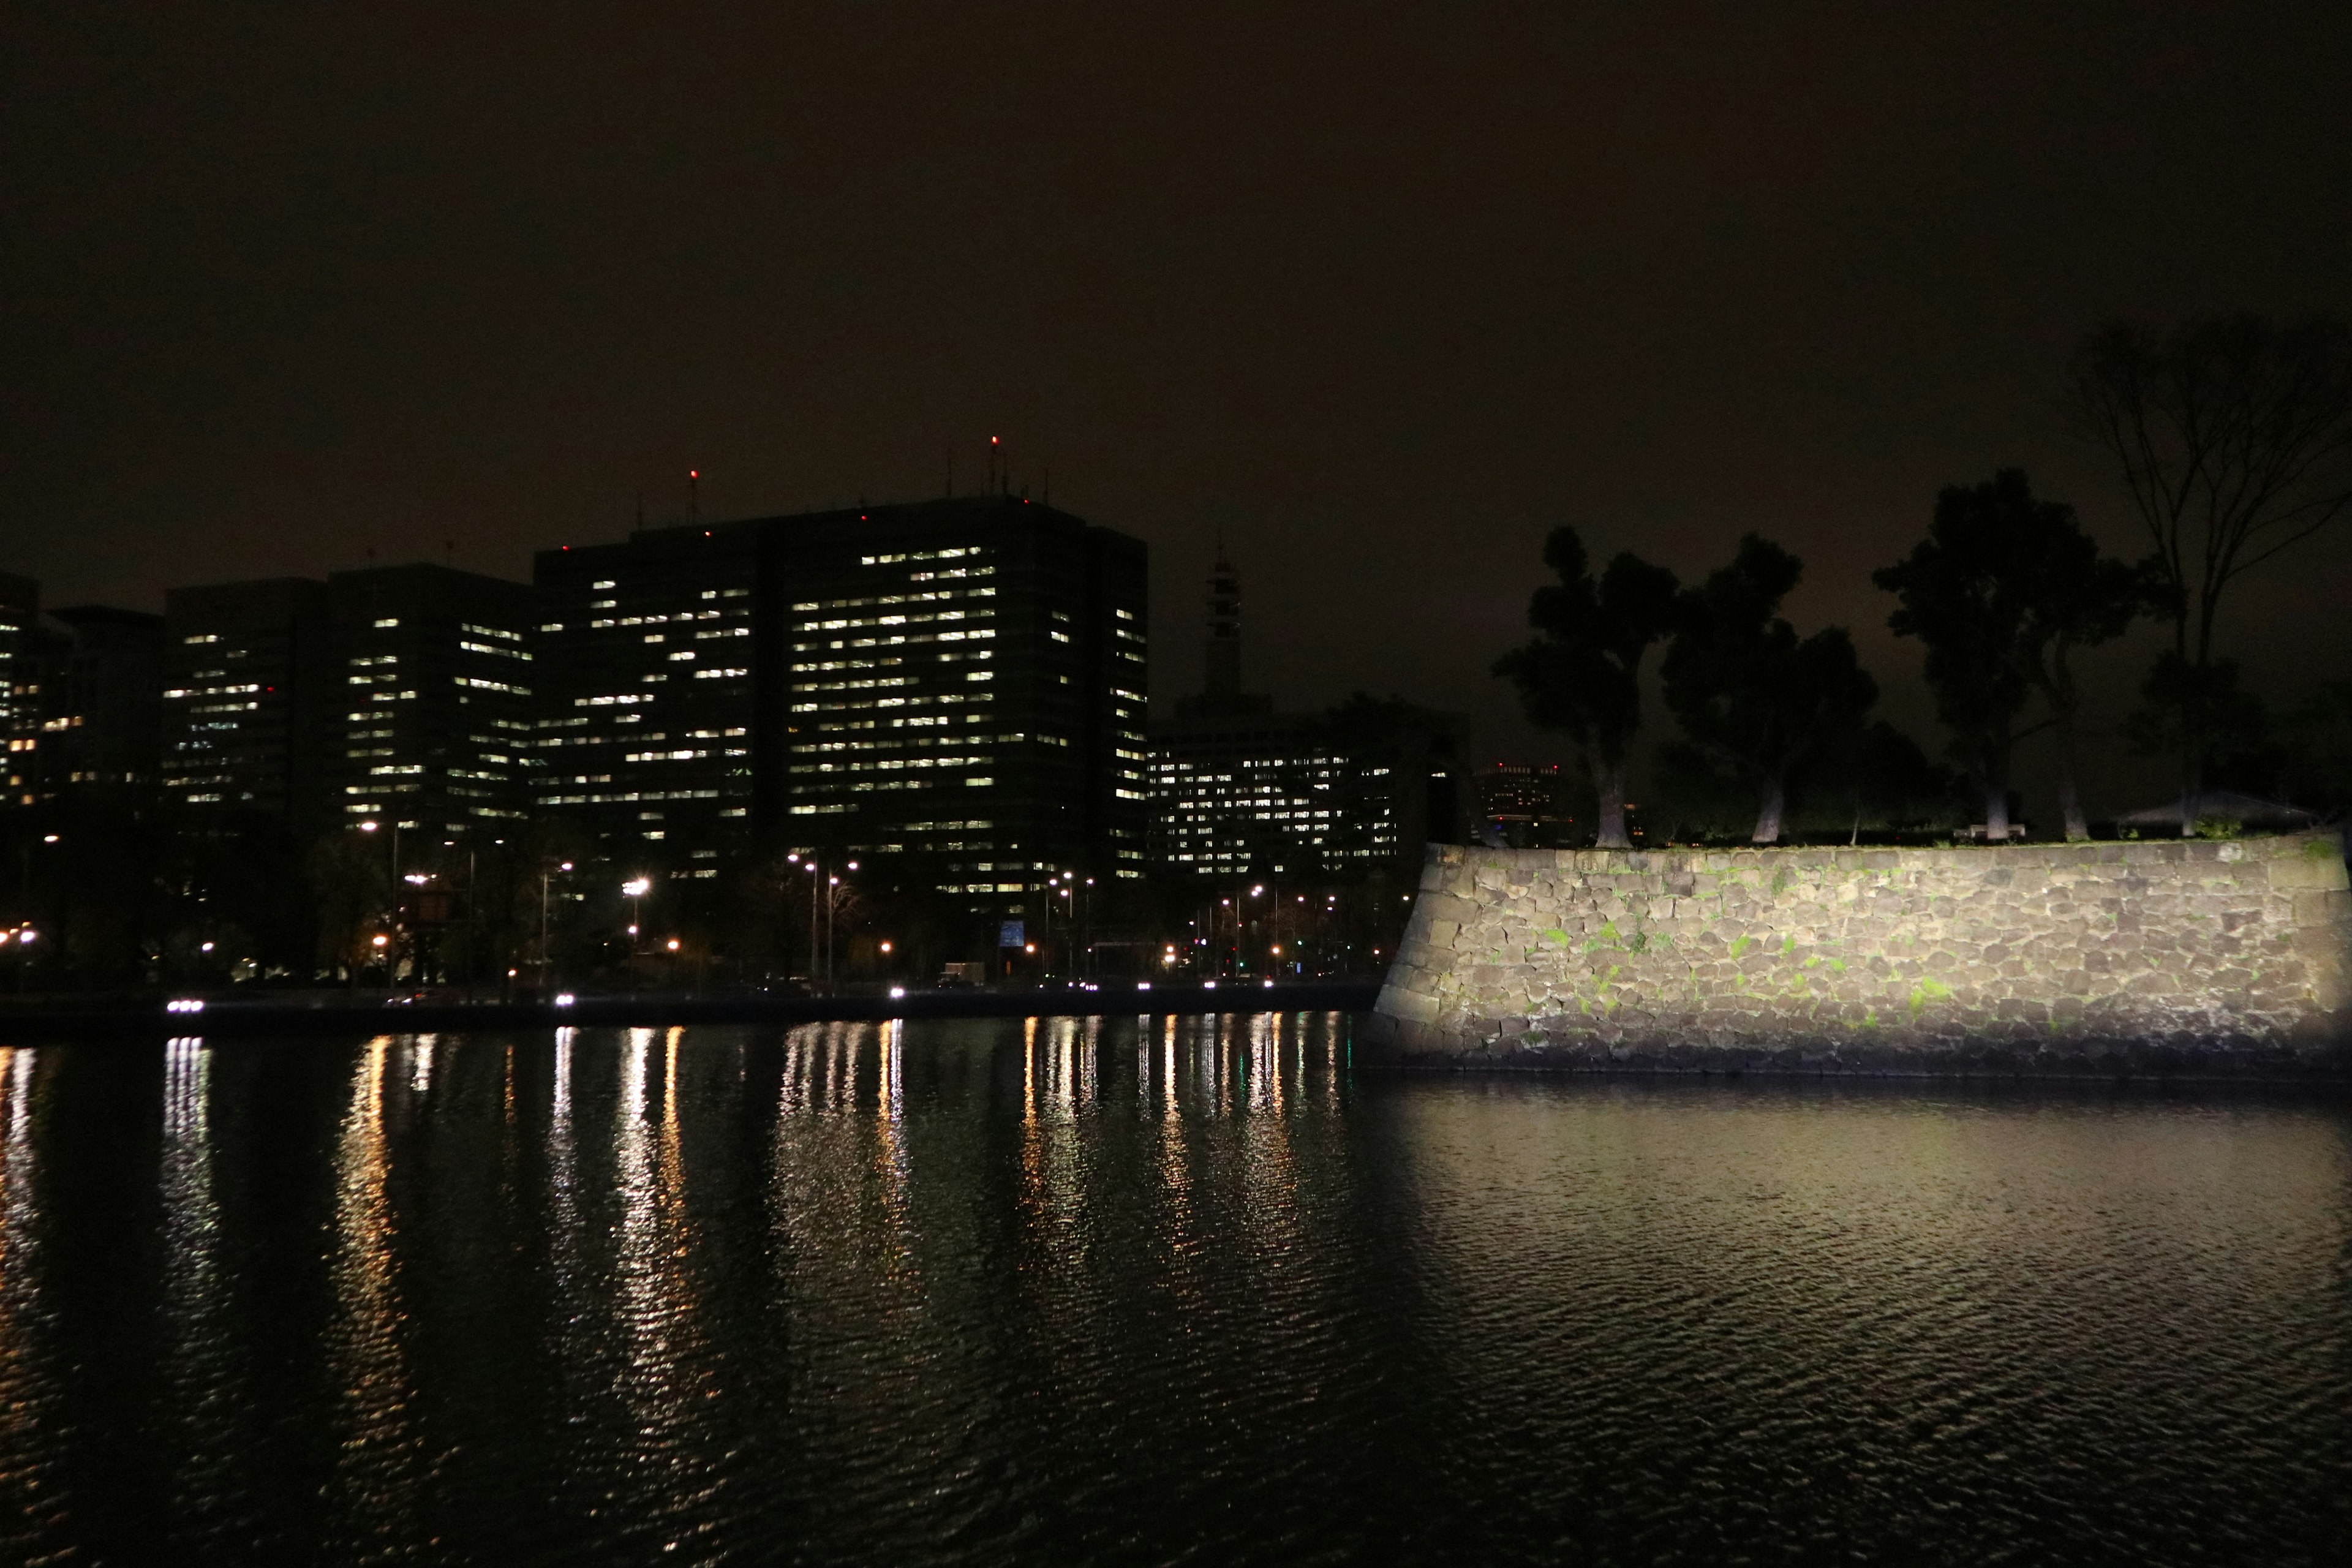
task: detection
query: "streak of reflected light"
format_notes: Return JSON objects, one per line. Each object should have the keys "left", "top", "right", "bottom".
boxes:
{"left": 0, "top": 1046, "right": 58, "bottom": 1532}
{"left": 160, "top": 1037, "right": 236, "bottom": 1501}
{"left": 326, "top": 1038, "right": 420, "bottom": 1549}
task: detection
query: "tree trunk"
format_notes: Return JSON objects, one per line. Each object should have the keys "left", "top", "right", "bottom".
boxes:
{"left": 2055, "top": 698, "right": 2088, "bottom": 842}
{"left": 1751, "top": 775, "right": 1785, "bottom": 845}
{"left": 1983, "top": 744, "right": 2010, "bottom": 840}
{"left": 2179, "top": 614, "right": 2202, "bottom": 838}
{"left": 1594, "top": 756, "right": 1632, "bottom": 849}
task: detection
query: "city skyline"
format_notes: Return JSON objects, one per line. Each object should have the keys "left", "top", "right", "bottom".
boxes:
{"left": 6, "top": 4, "right": 2350, "bottom": 819}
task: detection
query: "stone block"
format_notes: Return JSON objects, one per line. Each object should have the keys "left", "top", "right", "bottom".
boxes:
{"left": 1376, "top": 988, "right": 1440, "bottom": 1025}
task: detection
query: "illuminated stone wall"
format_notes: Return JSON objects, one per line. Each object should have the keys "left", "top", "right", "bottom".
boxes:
{"left": 1365, "top": 831, "right": 2352, "bottom": 1072}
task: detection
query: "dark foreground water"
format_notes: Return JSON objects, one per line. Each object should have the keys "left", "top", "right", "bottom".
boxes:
{"left": 1, "top": 1019, "right": 2348, "bottom": 1566}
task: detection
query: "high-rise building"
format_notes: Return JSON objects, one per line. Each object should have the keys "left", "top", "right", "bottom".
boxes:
{"left": 533, "top": 496, "right": 1148, "bottom": 905}
{"left": 160, "top": 578, "right": 337, "bottom": 831}
{"left": 1151, "top": 549, "right": 1463, "bottom": 879}
{"left": 532, "top": 525, "right": 762, "bottom": 868}
{"left": 1472, "top": 762, "right": 1577, "bottom": 848}
{"left": 327, "top": 564, "right": 538, "bottom": 834}
{"left": 20, "top": 606, "right": 167, "bottom": 804}
{"left": 1, "top": 573, "right": 44, "bottom": 807}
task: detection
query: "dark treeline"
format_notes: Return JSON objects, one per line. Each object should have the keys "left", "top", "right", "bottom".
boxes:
{"left": 1496, "top": 311, "right": 2352, "bottom": 846}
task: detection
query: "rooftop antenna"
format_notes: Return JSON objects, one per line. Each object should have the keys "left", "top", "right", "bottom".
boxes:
{"left": 443, "top": 539, "right": 455, "bottom": 567}
{"left": 688, "top": 469, "right": 700, "bottom": 523}
{"left": 990, "top": 434, "right": 1001, "bottom": 495}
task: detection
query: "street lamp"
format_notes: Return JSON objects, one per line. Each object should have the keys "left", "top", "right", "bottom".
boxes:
{"left": 622, "top": 876, "right": 650, "bottom": 946}
{"left": 539, "top": 860, "right": 573, "bottom": 999}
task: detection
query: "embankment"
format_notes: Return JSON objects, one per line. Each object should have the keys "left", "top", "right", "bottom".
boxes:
{"left": 1363, "top": 831, "right": 2352, "bottom": 1074}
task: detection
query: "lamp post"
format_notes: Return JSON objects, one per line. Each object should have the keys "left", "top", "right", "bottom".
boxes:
{"left": 622, "top": 876, "right": 650, "bottom": 986}
{"left": 824, "top": 860, "right": 856, "bottom": 991}
{"left": 539, "top": 860, "right": 572, "bottom": 1000}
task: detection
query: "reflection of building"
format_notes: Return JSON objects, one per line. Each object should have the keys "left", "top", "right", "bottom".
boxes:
{"left": 1473, "top": 763, "right": 1577, "bottom": 848}
{"left": 161, "top": 578, "right": 338, "bottom": 831}
{"left": 328, "top": 565, "right": 538, "bottom": 834}
{"left": 1150, "top": 549, "right": 1462, "bottom": 878}
{"left": 533, "top": 496, "right": 1148, "bottom": 907}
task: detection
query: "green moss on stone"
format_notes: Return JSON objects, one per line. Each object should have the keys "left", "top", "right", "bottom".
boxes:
{"left": 1907, "top": 978, "right": 1954, "bottom": 1020}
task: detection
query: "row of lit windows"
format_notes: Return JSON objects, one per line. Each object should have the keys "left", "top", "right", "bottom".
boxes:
{"left": 535, "top": 789, "right": 747, "bottom": 808}
{"left": 791, "top": 753, "right": 991, "bottom": 775}
{"left": 852, "top": 546, "right": 984, "bottom": 569}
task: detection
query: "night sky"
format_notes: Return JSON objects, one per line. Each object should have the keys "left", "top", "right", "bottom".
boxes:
{"left": 6, "top": 2, "right": 2349, "bottom": 815}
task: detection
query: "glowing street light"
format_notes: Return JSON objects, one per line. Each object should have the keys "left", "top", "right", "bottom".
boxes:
{"left": 622, "top": 877, "right": 650, "bottom": 946}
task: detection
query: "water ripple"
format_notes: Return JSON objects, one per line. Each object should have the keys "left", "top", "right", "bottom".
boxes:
{"left": 0, "top": 1021, "right": 2343, "bottom": 1564}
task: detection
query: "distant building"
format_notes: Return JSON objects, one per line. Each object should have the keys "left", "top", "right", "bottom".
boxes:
{"left": 533, "top": 495, "right": 1148, "bottom": 906}
{"left": 1472, "top": 762, "right": 1577, "bottom": 848}
{"left": 328, "top": 564, "right": 538, "bottom": 835}
{"left": 160, "top": 578, "right": 338, "bottom": 831}
{"left": 1150, "top": 549, "right": 1463, "bottom": 878}
{"left": 532, "top": 524, "right": 762, "bottom": 867}
{"left": 1, "top": 573, "right": 44, "bottom": 807}
{"left": 21, "top": 606, "right": 167, "bottom": 804}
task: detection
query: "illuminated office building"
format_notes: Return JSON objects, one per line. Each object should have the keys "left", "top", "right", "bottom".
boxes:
{"left": 328, "top": 564, "right": 538, "bottom": 834}
{"left": 1472, "top": 761, "right": 1578, "bottom": 848}
{"left": 0, "top": 573, "right": 41, "bottom": 807}
{"left": 160, "top": 578, "right": 338, "bottom": 831}
{"left": 532, "top": 525, "right": 761, "bottom": 871}
{"left": 162, "top": 565, "right": 535, "bottom": 837}
{"left": 1151, "top": 549, "right": 1460, "bottom": 878}
{"left": 12, "top": 605, "right": 167, "bottom": 805}
{"left": 533, "top": 495, "right": 1148, "bottom": 903}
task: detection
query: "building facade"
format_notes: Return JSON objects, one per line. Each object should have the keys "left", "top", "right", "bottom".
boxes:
{"left": 532, "top": 525, "right": 763, "bottom": 872}
{"left": 533, "top": 496, "right": 1149, "bottom": 908}
{"left": 1, "top": 573, "right": 43, "bottom": 807}
{"left": 160, "top": 578, "right": 338, "bottom": 832}
{"left": 17, "top": 606, "right": 166, "bottom": 805}
{"left": 1150, "top": 551, "right": 1460, "bottom": 881}
{"left": 328, "top": 564, "right": 539, "bottom": 834}
{"left": 1472, "top": 762, "right": 1577, "bottom": 848}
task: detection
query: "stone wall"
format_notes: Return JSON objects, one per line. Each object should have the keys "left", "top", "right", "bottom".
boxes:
{"left": 1364, "top": 831, "right": 2352, "bottom": 1073}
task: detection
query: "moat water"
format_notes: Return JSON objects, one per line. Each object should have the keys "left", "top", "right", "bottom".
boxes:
{"left": 1, "top": 1018, "right": 2346, "bottom": 1564}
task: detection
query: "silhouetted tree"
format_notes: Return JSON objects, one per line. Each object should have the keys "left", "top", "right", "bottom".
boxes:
{"left": 1661, "top": 535, "right": 1877, "bottom": 843}
{"left": 2122, "top": 655, "right": 2283, "bottom": 805}
{"left": 1492, "top": 526, "right": 1679, "bottom": 847}
{"left": 1844, "top": 720, "right": 1967, "bottom": 839}
{"left": 2071, "top": 313, "right": 2352, "bottom": 831}
{"left": 2280, "top": 682, "right": 2352, "bottom": 822}
{"left": 1875, "top": 470, "right": 2149, "bottom": 840}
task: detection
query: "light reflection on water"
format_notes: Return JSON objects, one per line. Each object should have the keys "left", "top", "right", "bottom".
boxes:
{"left": 0, "top": 1017, "right": 2345, "bottom": 1566}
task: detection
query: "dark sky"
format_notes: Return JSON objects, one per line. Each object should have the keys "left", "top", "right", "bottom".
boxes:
{"left": 6, "top": 2, "right": 2349, "bottom": 815}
